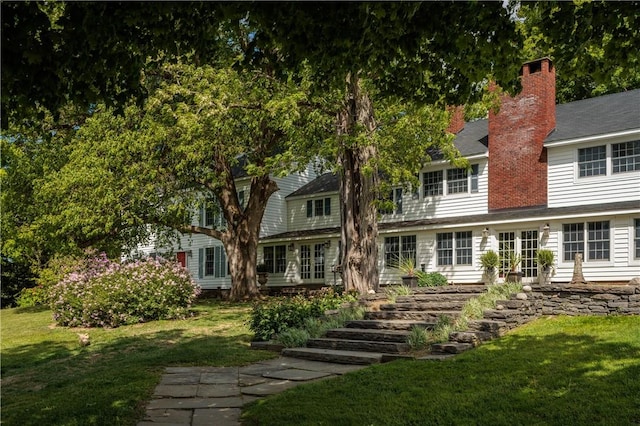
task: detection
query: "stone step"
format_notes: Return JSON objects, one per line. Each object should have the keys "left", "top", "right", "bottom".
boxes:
{"left": 345, "top": 319, "right": 436, "bottom": 331}
{"left": 467, "top": 319, "right": 509, "bottom": 337}
{"left": 380, "top": 301, "right": 468, "bottom": 311}
{"left": 365, "top": 310, "right": 461, "bottom": 321}
{"left": 449, "top": 330, "right": 493, "bottom": 346}
{"left": 307, "top": 338, "right": 410, "bottom": 354}
{"left": 325, "top": 328, "right": 410, "bottom": 343}
{"left": 495, "top": 299, "right": 533, "bottom": 309}
{"left": 430, "top": 341, "right": 474, "bottom": 355}
{"left": 412, "top": 285, "right": 487, "bottom": 294}
{"left": 281, "top": 347, "right": 384, "bottom": 365}
{"left": 396, "top": 293, "right": 479, "bottom": 303}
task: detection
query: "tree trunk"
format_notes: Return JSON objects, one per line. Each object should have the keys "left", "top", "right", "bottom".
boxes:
{"left": 337, "top": 74, "right": 380, "bottom": 295}
{"left": 222, "top": 174, "right": 278, "bottom": 301}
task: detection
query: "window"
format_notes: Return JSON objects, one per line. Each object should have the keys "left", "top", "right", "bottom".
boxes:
{"left": 635, "top": 219, "right": 640, "bottom": 259}
{"left": 199, "top": 246, "right": 226, "bottom": 278}
{"left": 423, "top": 165, "right": 479, "bottom": 197}
{"left": 300, "top": 245, "right": 311, "bottom": 279}
{"left": 202, "top": 200, "right": 226, "bottom": 228}
{"left": 437, "top": 232, "right": 472, "bottom": 266}
{"left": 238, "top": 190, "right": 245, "bottom": 210}
{"left": 521, "top": 230, "right": 539, "bottom": 278}
{"left": 263, "top": 245, "right": 287, "bottom": 273}
{"left": 384, "top": 235, "right": 416, "bottom": 267}
{"left": 307, "top": 198, "right": 331, "bottom": 217}
{"left": 381, "top": 188, "right": 403, "bottom": 215}
{"left": 447, "top": 169, "right": 468, "bottom": 194}
{"left": 499, "top": 232, "right": 516, "bottom": 274}
{"left": 612, "top": 140, "right": 640, "bottom": 173}
{"left": 423, "top": 171, "right": 443, "bottom": 196}
{"left": 314, "top": 244, "right": 325, "bottom": 279}
{"left": 578, "top": 146, "right": 606, "bottom": 177}
{"left": 563, "top": 221, "right": 610, "bottom": 262}
{"left": 455, "top": 231, "right": 472, "bottom": 265}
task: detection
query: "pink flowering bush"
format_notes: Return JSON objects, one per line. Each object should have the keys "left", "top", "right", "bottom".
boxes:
{"left": 51, "top": 255, "right": 201, "bottom": 328}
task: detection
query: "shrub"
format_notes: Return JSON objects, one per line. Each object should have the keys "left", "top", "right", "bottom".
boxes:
{"left": 249, "top": 288, "right": 358, "bottom": 342}
{"left": 407, "top": 326, "right": 430, "bottom": 350}
{"left": 277, "top": 328, "right": 311, "bottom": 348}
{"left": 51, "top": 256, "right": 200, "bottom": 328}
{"left": 417, "top": 272, "right": 448, "bottom": 287}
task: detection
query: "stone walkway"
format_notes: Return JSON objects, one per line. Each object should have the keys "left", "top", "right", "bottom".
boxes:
{"left": 137, "top": 357, "right": 367, "bottom": 426}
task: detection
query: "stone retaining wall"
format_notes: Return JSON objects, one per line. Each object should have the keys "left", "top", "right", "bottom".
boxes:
{"left": 527, "top": 284, "right": 640, "bottom": 316}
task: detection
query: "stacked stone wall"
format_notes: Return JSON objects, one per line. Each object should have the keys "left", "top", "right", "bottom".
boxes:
{"left": 527, "top": 284, "right": 640, "bottom": 316}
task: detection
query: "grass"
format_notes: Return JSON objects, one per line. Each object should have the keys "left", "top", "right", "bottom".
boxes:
{"left": 242, "top": 315, "right": 640, "bottom": 425}
{"left": 0, "top": 300, "right": 276, "bottom": 426}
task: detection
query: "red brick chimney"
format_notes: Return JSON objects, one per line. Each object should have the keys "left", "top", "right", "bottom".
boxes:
{"left": 446, "top": 105, "right": 465, "bottom": 134}
{"left": 488, "top": 58, "right": 555, "bottom": 211}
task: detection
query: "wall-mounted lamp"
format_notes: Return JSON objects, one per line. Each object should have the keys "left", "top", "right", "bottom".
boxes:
{"left": 482, "top": 227, "right": 490, "bottom": 239}
{"left": 324, "top": 240, "right": 331, "bottom": 249}
{"left": 542, "top": 223, "right": 550, "bottom": 238}
{"left": 288, "top": 243, "right": 295, "bottom": 252}
{"left": 186, "top": 250, "right": 193, "bottom": 257}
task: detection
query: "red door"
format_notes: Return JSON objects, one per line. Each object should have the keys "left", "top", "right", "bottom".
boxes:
{"left": 176, "top": 252, "right": 187, "bottom": 268}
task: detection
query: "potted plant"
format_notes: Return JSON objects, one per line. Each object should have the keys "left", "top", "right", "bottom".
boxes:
{"left": 504, "top": 250, "right": 522, "bottom": 283}
{"left": 479, "top": 250, "right": 499, "bottom": 284}
{"left": 256, "top": 263, "right": 269, "bottom": 286}
{"left": 396, "top": 256, "right": 419, "bottom": 288}
{"left": 536, "top": 249, "right": 554, "bottom": 285}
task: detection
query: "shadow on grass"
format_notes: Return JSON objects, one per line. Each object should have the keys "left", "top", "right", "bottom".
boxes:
{"left": 12, "top": 304, "right": 51, "bottom": 314}
{"left": 1, "top": 324, "right": 274, "bottom": 426}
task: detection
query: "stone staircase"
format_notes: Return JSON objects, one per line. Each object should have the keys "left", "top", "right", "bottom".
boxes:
{"left": 282, "top": 284, "right": 524, "bottom": 364}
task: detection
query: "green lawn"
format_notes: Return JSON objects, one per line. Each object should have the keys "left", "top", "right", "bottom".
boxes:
{"left": 242, "top": 315, "right": 640, "bottom": 425}
{"left": 0, "top": 300, "right": 276, "bottom": 426}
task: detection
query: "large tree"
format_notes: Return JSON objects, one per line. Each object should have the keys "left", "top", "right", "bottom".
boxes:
{"left": 38, "top": 62, "right": 333, "bottom": 300}
{"left": 242, "top": 2, "right": 523, "bottom": 293}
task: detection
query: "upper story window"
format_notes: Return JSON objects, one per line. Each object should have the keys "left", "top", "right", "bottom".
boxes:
{"left": 380, "top": 188, "right": 403, "bottom": 215}
{"left": 202, "top": 200, "right": 226, "bottom": 229}
{"left": 577, "top": 140, "right": 640, "bottom": 178}
{"left": 306, "top": 197, "right": 331, "bottom": 218}
{"left": 423, "top": 165, "right": 479, "bottom": 198}
{"left": 612, "top": 140, "right": 640, "bottom": 173}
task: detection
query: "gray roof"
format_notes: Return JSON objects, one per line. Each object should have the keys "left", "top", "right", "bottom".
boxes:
{"left": 546, "top": 89, "right": 640, "bottom": 144}
{"left": 282, "top": 89, "right": 639, "bottom": 197}
{"left": 286, "top": 172, "right": 339, "bottom": 198}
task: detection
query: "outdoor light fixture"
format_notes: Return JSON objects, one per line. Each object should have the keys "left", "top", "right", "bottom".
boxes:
{"left": 482, "top": 228, "right": 490, "bottom": 239}
{"left": 288, "top": 243, "right": 295, "bottom": 252}
{"left": 542, "top": 223, "right": 550, "bottom": 238}
{"left": 324, "top": 240, "right": 331, "bottom": 248}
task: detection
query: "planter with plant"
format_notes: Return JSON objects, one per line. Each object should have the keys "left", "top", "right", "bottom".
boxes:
{"left": 256, "top": 263, "right": 269, "bottom": 286}
{"left": 536, "top": 249, "right": 554, "bottom": 284}
{"left": 395, "top": 256, "right": 419, "bottom": 288}
{"left": 479, "top": 250, "right": 499, "bottom": 284}
{"left": 504, "top": 250, "right": 522, "bottom": 283}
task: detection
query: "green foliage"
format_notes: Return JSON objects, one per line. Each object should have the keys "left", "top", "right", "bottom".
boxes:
{"left": 417, "top": 271, "right": 448, "bottom": 287}
{"left": 383, "top": 284, "right": 413, "bottom": 303}
{"left": 479, "top": 250, "right": 500, "bottom": 270}
{"left": 407, "top": 326, "right": 430, "bottom": 350}
{"left": 50, "top": 255, "right": 201, "bottom": 327}
{"left": 276, "top": 328, "right": 311, "bottom": 348}
{"left": 1, "top": 256, "right": 36, "bottom": 308}
{"left": 249, "top": 288, "right": 357, "bottom": 341}
{"left": 536, "top": 249, "right": 555, "bottom": 268}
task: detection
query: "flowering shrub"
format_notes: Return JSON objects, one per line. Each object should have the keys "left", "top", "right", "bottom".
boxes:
{"left": 249, "top": 288, "right": 357, "bottom": 341}
{"left": 51, "top": 255, "right": 200, "bottom": 328}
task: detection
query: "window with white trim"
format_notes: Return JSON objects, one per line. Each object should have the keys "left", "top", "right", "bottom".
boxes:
{"left": 263, "top": 245, "right": 287, "bottom": 273}
{"left": 201, "top": 200, "right": 226, "bottom": 228}
{"left": 436, "top": 232, "right": 472, "bottom": 266}
{"left": 635, "top": 219, "right": 640, "bottom": 260}
{"left": 612, "top": 140, "right": 640, "bottom": 173}
{"left": 199, "top": 246, "right": 227, "bottom": 278}
{"left": 314, "top": 244, "right": 325, "bottom": 279}
{"left": 380, "top": 188, "right": 403, "bottom": 215}
{"left": 306, "top": 198, "right": 331, "bottom": 218}
{"left": 423, "top": 165, "right": 479, "bottom": 197}
{"left": 578, "top": 146, "right": 607, "bottom": 177}
{"left": 300, "top": 245, "right": 311, "bottom": 279}
{"left": 384, "top": 235, "right": 416, "bottom": 267}
{"left": 562, "top": 221, "right": 610, "bottom": 262}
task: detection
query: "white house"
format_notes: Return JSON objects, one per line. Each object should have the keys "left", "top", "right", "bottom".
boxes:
{"left": 144, "top": 58, "right": 640, "bottom": 290}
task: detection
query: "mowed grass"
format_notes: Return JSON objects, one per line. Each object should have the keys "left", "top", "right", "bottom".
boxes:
{"left": 243, "top": 315, "right": 640, "bottom": 425}
{"left": 0, "top": 300, "right": 276, "bottom": 426}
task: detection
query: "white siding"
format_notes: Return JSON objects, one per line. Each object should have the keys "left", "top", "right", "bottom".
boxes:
{"left": 547, "top": 136, "right": 640, "bottom": 208}
{"left": 286, "top": 193, "right": 340, "bottom": 232}
{"left": 381, "top": 159, "right": 489, "bottom": 224}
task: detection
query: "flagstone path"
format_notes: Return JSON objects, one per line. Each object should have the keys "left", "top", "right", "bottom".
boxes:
{"left": 137, "top": 357, "right": 367, "bottom": 426}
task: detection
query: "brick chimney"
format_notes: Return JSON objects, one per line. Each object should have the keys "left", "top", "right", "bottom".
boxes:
{"left": 446, "top": 105, "right": 465, "bottom": 134}
{"left": 488, "top": 58, "right": 555, "bottom": 211}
